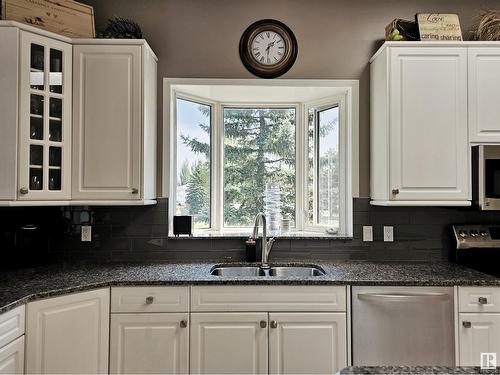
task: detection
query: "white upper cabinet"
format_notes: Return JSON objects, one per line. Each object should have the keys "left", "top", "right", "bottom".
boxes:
{"left": 0, "top": 21, "right": 157, "bottom": 206}
{"left": 72, "top": 42, "right": 157, "bottom": 202}
{"left": 468, "top": 48, "right": 500, "bottom": 143}
{"left": 19, "top": 31, "right": 72, "bottom": 200}
{"left": 0, "top": 26, "right": 72, "bottom": 202}
{"left": 371, "top": 44, "right": 470, "bottom": 206}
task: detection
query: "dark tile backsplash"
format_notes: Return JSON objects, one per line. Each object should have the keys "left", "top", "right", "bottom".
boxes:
{"left": 3, "top": 197, "right": 500, "bottom": 268}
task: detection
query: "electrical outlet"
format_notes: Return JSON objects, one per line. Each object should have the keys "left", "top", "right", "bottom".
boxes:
{"left": 384, "top": 226, "right": 394, "bottom": 242}
{"left": 81, "top": 225, "right": 92, "bottom": 242}
{"left": 363, "top": 226, "right": 373, "bottom": 242}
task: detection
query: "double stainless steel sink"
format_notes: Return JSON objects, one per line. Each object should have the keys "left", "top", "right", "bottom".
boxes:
{"left": 210, "top": 265, "right": 326, "bottom": 277}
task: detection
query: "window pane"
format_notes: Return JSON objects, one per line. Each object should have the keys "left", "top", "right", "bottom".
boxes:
{"left": 317, "top": 106, "right": 339, "bottom": 227}
{"left": 223, "top": 108, "right": 296, "bottom": 229}
{"left": 176, "top": 98, "right": 211, "bottom": 229}
{"left": 30, "top": 44, "right": 44, "bottom": 90}
{"left": 50, "top": 49, "right": 63, "bottom": 94}
{"left": 307, "top": 108, "right": 315, "bottom": 224}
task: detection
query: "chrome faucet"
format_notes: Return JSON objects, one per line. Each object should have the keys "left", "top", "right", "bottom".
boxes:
{"left": 251, "top": 212, "right": 275, "bottom": 268}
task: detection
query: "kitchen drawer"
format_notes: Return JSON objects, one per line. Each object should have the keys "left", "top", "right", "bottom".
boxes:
{"left": 111, "top": 287, "right": 189, "bottom": 313}
{"left": 459, "top": 287, "right": 500, "bottom": 312}
{"left": 0, "top": 306, "right": 25, "bottom": 348}
{"left": 191, "top": 285, "right": 346, "bottom": 312}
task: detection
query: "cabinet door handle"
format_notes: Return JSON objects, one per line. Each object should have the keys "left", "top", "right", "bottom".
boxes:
{"left": 260, "top": 320, "right": 267, "bottom": 328}
{"left": 270, "top": 320, "right": 278, "bottom": 329}
{"left": 131, "top": 188, "right": 139, "bottom": 194}
{"left": 19, "top": 187, "right": 29, "bottom": 195}
{"left": 478, "top": 297, "right": 488, "bottom": 305}
{"left": 392, "top": 188, "right": 399, "bottom": 195}
{"left": 462, "top": 321, "right": 471, "bottom": 328}
{"left": 145, "top": 296, "right": 154, "bottom": 304}
{"left": 180, "top": 320, "right": 187, "bottom": 328}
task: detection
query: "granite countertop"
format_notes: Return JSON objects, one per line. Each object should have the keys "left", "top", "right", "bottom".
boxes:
{"left": 339, "top": 366, "right": 500, "bottom": 374}
{"left": 1, "top": 261, "right": 499, "bottom": 314}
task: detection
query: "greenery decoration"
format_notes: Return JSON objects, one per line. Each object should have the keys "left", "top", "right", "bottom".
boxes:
{"left": 97, "top": 16, "right": 143, "bottom": 39}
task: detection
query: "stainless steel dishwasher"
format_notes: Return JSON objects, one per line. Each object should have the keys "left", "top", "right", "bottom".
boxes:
{"left": 352, "top": 286, "right": 455, "bottom": 366}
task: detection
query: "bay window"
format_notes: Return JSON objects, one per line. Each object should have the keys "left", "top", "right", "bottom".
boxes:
{"left": 166, "top": 80, "right": 357, "bottom": 237}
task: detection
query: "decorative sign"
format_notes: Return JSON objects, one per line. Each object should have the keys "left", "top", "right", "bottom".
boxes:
{"left": 1, "top": 0, "right": 95, "bottom": 38}
{"left": 417, "top": 13, "right": 463, "bottom": 41}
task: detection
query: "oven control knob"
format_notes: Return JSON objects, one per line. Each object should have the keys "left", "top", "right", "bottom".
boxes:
{"left": 480, "top": 231, "right": 488, "bottom": 237}
{"left": 469, "top": 230, "right": 479, "bottom": 237}
{"left": 458, "top": 230, "right": 468, "bottom": 238}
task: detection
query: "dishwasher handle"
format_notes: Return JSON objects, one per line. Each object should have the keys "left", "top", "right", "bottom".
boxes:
{"left": 357, "top": 292, "right": 450, "bottom": 302}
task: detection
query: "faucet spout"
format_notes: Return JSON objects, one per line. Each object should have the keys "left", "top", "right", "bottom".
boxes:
{"left": 250, "top": 213, "right": 275, "bottom": 268}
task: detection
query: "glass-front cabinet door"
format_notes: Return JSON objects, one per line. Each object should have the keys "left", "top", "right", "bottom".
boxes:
{"left": 18, "top": 31, "right": 72, "bottom": 200}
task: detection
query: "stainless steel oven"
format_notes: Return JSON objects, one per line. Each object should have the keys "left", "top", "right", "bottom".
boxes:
{"left": 453, "top": 224, "right": 500, "bottom": 277}
{"left": 473, "top": 145, "right": 500, "bottom": 210}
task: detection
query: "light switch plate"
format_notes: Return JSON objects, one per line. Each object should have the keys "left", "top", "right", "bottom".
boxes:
{"left": 363, "top": 226, "right": 373, "bottom": 242}
{"left": 81, "top": 225, "right": 92, "bottom": 242}
{"left": 384, "top": 226, "right": 394, "bottom": 242}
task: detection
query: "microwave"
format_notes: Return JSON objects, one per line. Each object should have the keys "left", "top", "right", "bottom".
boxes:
{"left": 473, "top": 145, "right": 500, "bottom": 210}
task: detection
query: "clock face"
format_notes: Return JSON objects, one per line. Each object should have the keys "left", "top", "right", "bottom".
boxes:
{"left": 251, "top": 30, "right": 286, "bottom": 66}
{"left": 239, "top": 19, "right": 298, "bottom": 79}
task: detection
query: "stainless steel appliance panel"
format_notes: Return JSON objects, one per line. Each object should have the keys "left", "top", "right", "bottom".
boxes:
{"left": 352, "top": 286, "right": 455, "bottom": 366}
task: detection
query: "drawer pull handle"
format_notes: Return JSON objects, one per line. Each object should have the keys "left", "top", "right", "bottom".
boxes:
{"left": 478, "top": 297, "right": 488, "bottom": 305}
{"left": 392, "top": 189, "right": 399, "bottom": 195}
{"left": 260, "top": 320, "right": 267, "bottom": 328}
{"left": 180, "top": 320, "right": 187, "bottom": 328}
{"left": 131, "top": 188, "right": 139, "bottom": 194}
{"left": 463, "top": 321, "right": 471, "bottom": 328}
{"left": 145, "top": 296, "right": 154, "bottom": 304}
{"left": 271, "top": 320, "right": 278, "bottom": 329}
{"left": 19, "top": 187, "right": 29, "bottom": 195}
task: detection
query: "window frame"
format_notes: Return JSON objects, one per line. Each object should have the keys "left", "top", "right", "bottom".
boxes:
{"left": 219, "top": 103, "right": 300, "bottom": 232}
{"left": 301, "top": 96, "right": 347, "bottom": 233}
{"left": 172, "top": 92, "right": 216, "bottom": 231}
{"left": 165, "top": 79, "right": 357, "bottom": 238}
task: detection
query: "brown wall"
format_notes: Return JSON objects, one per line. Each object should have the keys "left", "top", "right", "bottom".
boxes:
{"left": 85, "top": 0, "right": 498, "bottom": 197}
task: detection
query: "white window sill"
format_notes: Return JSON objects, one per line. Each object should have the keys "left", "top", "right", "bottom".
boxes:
{"left": 168, "top": 231, "right": 352, "bottom": 240}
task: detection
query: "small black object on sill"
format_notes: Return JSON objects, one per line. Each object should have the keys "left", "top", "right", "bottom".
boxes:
{"left": 173, "top": 216, "right": 193, "bottom": 237}
{"left": 245, "top": 239, "right": 263, "bottom": 262}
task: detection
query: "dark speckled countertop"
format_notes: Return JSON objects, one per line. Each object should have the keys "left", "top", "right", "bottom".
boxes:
{"left": 338, "top": 366, "right": 500, "bottom": 374}
{"left": 1, "top": 261, "right": 499, "bottom": 314}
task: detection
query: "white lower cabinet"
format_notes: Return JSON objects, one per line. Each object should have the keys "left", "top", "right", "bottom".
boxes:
{"left": 458, "top": 287, "right": 500, "bottom": 366}
{"left": 269, "top": 313, "right": 347, "bottom": 374}
{"left": 190, "top": 312, "right": 347, "bottom": 375}
{"left": 190, "top": 286, "right": 348, "bottom": 374}
{"left": 25, "top": 288, "right": 110, "bottom": 374}
{"left": 0, "top": 336, "right": 24, "bottom": 375}
{"left": 110, "top": 313, "right": 189, "bottom": 374}
{"left": 459, "top": 313, "right": 500, "bottom": 366}
{"left": 190, "top": 313, "right": 268, "bottom": 374}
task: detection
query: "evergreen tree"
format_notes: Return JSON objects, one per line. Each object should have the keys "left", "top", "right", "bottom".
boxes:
{"left": 182, "top": 107, "right": 296, "bottom": 227}
{"left": 179, "top": 159, "right": 191, "bottom": 186}
{"left": 185, "top": 161, "right": 210, "bottom": 225}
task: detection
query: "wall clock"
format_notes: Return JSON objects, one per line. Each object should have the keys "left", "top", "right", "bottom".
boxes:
{"left": 239, "top": 19, "right": 298, "bottom": 79}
